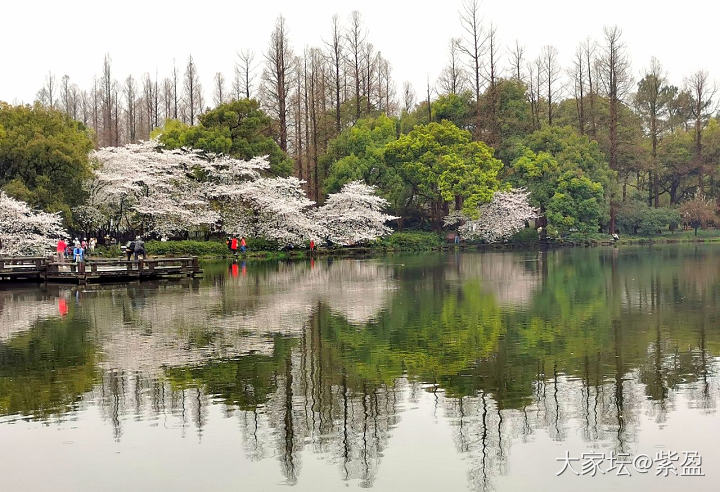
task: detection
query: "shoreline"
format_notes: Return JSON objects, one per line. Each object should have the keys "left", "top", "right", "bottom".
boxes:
{"left": 108, "top": 234, "right": 720, "bottom": 262}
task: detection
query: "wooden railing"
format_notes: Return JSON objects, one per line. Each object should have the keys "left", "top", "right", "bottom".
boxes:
{"left": 0, "top": 256, "right": 49, "bottom": 271}
{"left": 1, "top": 256, "right": 200, "bottom": 283}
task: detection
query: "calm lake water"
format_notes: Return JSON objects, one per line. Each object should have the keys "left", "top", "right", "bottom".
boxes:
{"left": 1, "top": 246, "right": 719, "bottom": 491}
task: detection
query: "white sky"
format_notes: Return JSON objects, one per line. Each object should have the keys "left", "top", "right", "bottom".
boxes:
{"left": 1, "top": 0, "right": 719, "bottom": 105}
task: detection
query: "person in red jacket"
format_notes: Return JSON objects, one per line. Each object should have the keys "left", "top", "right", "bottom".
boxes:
{"left": 56, "top": 239, "right": 67, "bottom": 262}
{"left": 230, "top": 237, "right": 238, "bottom": 256}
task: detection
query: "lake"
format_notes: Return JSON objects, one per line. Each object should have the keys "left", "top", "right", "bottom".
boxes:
{"left": 1, "top": 245, "right": 719, "bottom": 491}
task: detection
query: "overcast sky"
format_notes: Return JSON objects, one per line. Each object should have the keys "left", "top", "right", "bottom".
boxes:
{"left": 2, "top": 0, "right": 718, "bottom": 105}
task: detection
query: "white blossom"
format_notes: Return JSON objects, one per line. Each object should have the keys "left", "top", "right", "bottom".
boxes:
{"left": 451, "top": 188, "right": 538, "bottom": 242}
{"left": 214, "top": 176, "right": 322, "bottom": 246}
{"left": 89, "top": 140, "right": 267, "bottom": 237}
{"left": 315, "top": 181, "right": 397, "bottom": 246}
{"left": 0, "top": 192, "right": 67, "bottom": 256}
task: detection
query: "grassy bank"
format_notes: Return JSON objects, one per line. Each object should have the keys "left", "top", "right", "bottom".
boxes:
{"left": 90, "top": 229, "right": 720, "bottom": 260}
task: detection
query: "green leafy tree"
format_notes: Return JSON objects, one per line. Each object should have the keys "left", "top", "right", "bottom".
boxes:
{"left": 478, "top": 79, "right": 534, "bottom": 163}
{"left": 322, "top": 114, "right": 399, "bottom": 194}
{"left": 0, "top": 102, "right": 93, "bottom": 222}
{"left": 546, "top": 174, "right": 604, "bottom": 235}
{"left": 510, "top": 126, "right": 614, "bottom": 233}
{"left": 384, "top": 120, "right": 503, "bottom": 228}
{"left": 431, "top": 91, "right": 476, "bottom": 131}
{"left": 658, "top": 129, "right": 695, "bottom": 204}
{"left": 154, "top": 99, "right": 292, "bottom": 176}
{"left": 616, "top": 198, "right": 680, "bottom": 235}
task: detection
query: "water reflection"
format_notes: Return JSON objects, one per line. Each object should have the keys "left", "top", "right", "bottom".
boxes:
{"left": 0, "top": 246, "right": 719, "bottom": 490}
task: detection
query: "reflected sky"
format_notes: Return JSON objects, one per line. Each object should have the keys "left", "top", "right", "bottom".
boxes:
{"left": 0, "top": 246, "right": 719, "bottom": 491}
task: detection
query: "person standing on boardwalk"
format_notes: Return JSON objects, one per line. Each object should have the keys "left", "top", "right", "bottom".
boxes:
{"left": 230, "top": 236, "right": 239, "bottom": 257}
{"left": 240, "top": 237, "right": 247, "bottom": 253}
{"left": 134, "top": 237, "right": 146, "bottom": 260}
{"left": 56, "top": 238, "right": 67, "bottom": 262}
{"left": 125, "top": 240, "right": 135, "bottom": 261}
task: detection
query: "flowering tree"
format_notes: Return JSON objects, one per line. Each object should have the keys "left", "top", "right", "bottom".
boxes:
{"left": 0, "top": 192, "right": 67, "bottom": 256}
{"left": 315, "top": 181, "right": 397, "bottom": 245}
{"left": 445, "top": 188, "right": 538, "bottom": 242}
{"left": 89, "top": 140, "right": 267, "bottom": 238}
{"left": 679, "top": 192, "right": 717, "bottom": 236}
{"left": 213, "top": 177, "right": 322, "bottom": 246}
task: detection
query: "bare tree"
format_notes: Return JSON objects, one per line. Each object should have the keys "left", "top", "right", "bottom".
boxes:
{"left": 598, "top": 26, "right": 632, "bottom": 231}
{"left": 37, "top": 71, "right": 56, "bottom": 108}
{"left": 582, "top": 39, "right": 598, "bottom": 137}
{"left": 161, "top": 78, "right": 173, "bottom": 121}
{"left": 91, "top": 77, "right": 100, "bottom": 137}
{"left": 143, "top": 74, "right": 154, "bottom": 136}
{"left": 101, "top": 54, "right": 113, "bottom": 146}
{"left": 438, "top": 38, "right": 467, "bottom": 95}
{"left": 80, "top": 90, "right": 90, "bottom": 126}
{"left": 571, "top": 45, "right": 586, "bottom": 134}
{"left": 376, "top": 55, "right": 394, "bottom": 114}
{"left": 184, "top": 54, "right": 202, "bottom": 125}
{"left": 526, "top": 61, "right": 538, "bottom": 128}
{"left": 540, "top": 45, "right": 561, "bottom": 125}
{"left": 483, "top": 23, "right": 500, "bottom": 146}
{"left": 60, "top": 75, "right": 72, "bottom": 116}
{"left": 347, "top": 11, "right": 366, "bottom": 121}
{"left": 598, "top": 27, "right": 632, "bottom": 171}
{"left": 686, "top": 70, "right": 716, "bottom": 191}
{"left": 213, "top": 72, "right": 226, "bottom": 106}
{"left": 426, "top": 76, "right": 433, "bottom": 123}
{"left": 509, "top": 40, "right": 524, "bottom": 81}
{"left": 233, "top": 50, "right": 255, "bottom": 100}
{"left": 458, "top": 0, "right": 485, "bottom": 104}
{"left": 69, "top": 84, "right": 80, "bottom": 120}
{"left": 152, "top": 75, "right": 159, "bottom": 129}
{"left": 124, "top": 75, "right": 137, "bottom": 142}
{"left": 171, "top": 61, "right": 179, "bottom": 120}
{"left": 326, "top": 14, "right": 344, "bottom": 132}
{"left": 364, "top": 42, "right": 375, "bottom": 114}
{"left": 634, "top": 58, "right": 672, "bottom": 206}
{"left": 402, "top": 81, "right": 415, "bottom": 114}
{"left": 262, "top": 16, "right": 295, "bottom": 152}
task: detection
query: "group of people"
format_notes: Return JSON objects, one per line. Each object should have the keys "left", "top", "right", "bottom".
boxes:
{"left": 124, "top": 238, "right": 147, "bottom": 260}
{"left": 226, "top": 236, "right": 247, "bottom": 256}
{"left": 56, "top": 237, "right": 96, "bottom": 263}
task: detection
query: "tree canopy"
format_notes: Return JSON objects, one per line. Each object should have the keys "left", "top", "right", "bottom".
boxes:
{"left": 153, "top": 99, "right": 293, "bottom": 177}
{"left": 0, "top": 103, "right": 93, "bottom": 225}
{"left": 385, "top": 120, "right": 503, "bottom": 228}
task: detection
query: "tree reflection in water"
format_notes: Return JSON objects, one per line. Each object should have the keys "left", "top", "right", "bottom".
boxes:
{"left": 0, "top": 245, "right": 719, "bottom": 490}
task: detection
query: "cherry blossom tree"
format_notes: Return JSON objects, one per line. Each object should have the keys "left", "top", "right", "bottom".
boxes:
{"left": 213, "top": 176, "right": 322, "bottom": 246}
{"left": 0, "top": 192, "right": 67, "bottom": 256}
{"left": 315, "top": 181, "right": 397, "bottom": 246}
{"left": 89, "top": 140, "right": 267, "bottom": 238}
{"left": 445, "top": 188, "right": 538, "bottom": 242}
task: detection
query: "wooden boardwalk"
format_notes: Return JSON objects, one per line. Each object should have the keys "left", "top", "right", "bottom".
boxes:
{"left": 0, "top": 256, "right": 202, "bottom": 284}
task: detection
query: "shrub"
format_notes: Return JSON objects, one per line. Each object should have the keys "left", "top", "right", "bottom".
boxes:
{"left": 377, "top": 231, "right": 443, "bottom": 250}
{"left": 509, "top": 227, "right": 539, "bottom": 243}
{"left": 617, "top": 200, "right": 681, "bottom": 235}
{"left": 146, "top": 240, "right": 229, "bottom": 257}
